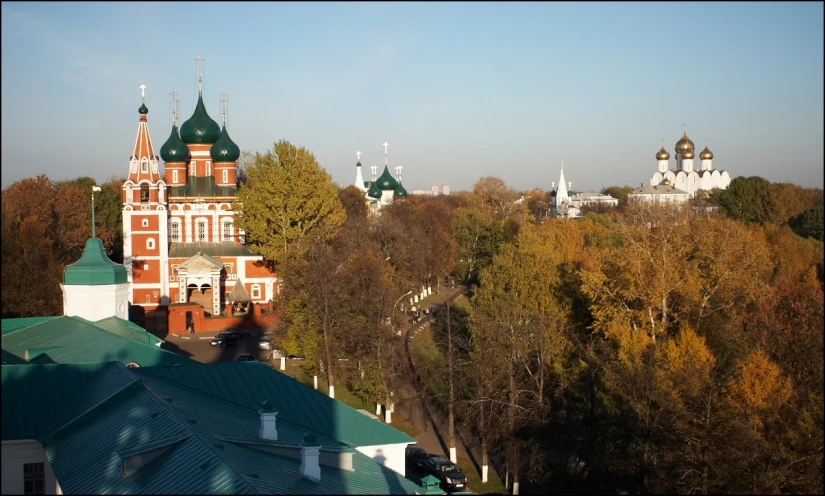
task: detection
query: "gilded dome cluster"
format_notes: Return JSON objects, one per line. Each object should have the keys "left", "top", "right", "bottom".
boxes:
{"left": 674, "top": 132, "right": 695, "bottom": 159}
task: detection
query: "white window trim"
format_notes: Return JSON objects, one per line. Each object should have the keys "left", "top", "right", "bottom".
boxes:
{"left": 190, "top": 161, "right": 197, "bottom": 176}
{"left": 222, "top": 169, "right": 228, "bottom": 184}
{"left": 196, "top": 217, "right": 208, "bottom": 242}
{"left": 251, "top": 284, "right": 261, "bottom": 300}
{"left": 206, "top": 161, "right": 211, "bottom": 176}
{"left": 147, "top": 238, "right": 155, "bottom": 250}
{"left": 222, "top": 219, "right": 233, "bottom": 241}
{"left": 142, "top": 219, "right": 149, "bottom": 227}
{"left": 172, "top": 170, "right": 178, "bottom": 183}
{"left": 170, "top": 220, "right": 181, "bottom": 242}
{"left": 141, "top": 159, "right": 148, "bottom": 173}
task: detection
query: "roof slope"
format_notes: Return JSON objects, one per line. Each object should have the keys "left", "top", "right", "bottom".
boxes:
{"left": 1, "top": 316, "right": 61, "bottom": 334}
{"left": 90, "top": 316, "right": 164, "bottom": 346}
{"left": 136, "top": 362, "right": 415, "bottom": 447}
{"left": 0, "top": 316, "right": 189, "bottom": 366}
{"left": 226, "top": 278, "right": 252, "bottom": 302}
{"left": 3, "top": 362, "right": 423, "bottom": 494}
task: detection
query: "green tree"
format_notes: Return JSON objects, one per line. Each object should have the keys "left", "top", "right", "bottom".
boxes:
{"left": 234, "top": 140, "right": 345, "bottom": 269}
{"left": 717, "top": 176, "right": 778, "bottom": 225}
{"left": 600, "top": 185, "right": 634, "bottom": 207}
{"left": 789, "top": 205, "right": 824, "bottom": 241}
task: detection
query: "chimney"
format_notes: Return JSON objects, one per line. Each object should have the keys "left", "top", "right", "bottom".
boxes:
{"left": 259, "top": 400, "right": 278, "bottom": 441}
{"left": 300, "top": 432, "right": 321, "bottom": 481}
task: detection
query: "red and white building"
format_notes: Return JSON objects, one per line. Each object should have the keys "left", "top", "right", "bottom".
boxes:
{"left": 121, "top": 77, "right": 278, "bottom": 333}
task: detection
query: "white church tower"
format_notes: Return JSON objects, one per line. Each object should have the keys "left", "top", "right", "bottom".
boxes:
{"left": 353, "top": 151, "right": 368, "bottom": 192}
{"left": 62, "top": 186, "right": 130, "bottom": 321}
{"left": 555, "top": 161, "right": 569, "bottom": 207}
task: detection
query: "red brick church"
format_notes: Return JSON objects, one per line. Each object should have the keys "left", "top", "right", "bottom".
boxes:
{"left": 121, "top": 60, "right": 278, "bottom": 335}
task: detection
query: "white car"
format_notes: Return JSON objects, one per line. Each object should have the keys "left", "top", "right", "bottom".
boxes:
{"left": 258, "top": 337, "right": 272, "bottom": 350}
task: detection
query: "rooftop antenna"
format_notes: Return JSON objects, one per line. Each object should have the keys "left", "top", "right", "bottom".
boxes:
{"left": 383, "top": 142, "right": 389, "bottom": 166}
{"left": 195, "top": 55, "right": 205, "bottom": 94}
{"left": 356, "top": 151, "right": 361, "bottom": 162}
{"left": 169, "top": 91, "right": 178, "bottom": 126}
{"left": 220, "top": 92, "right": 228, "bottom": 127}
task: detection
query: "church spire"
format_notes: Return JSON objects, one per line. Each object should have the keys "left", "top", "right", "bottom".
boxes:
{"left": 129, "top": 84, "right": 159, "bottom": 183}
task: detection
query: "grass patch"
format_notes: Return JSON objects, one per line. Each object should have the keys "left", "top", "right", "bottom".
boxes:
{"left": 387, "top": 411, "right": 420, "bottom": 438}
{"left": 451, "top": 294, "right": 472, "bottom": 314}
{"left": 456, "top": 456, "right": 507, "bottom": 495}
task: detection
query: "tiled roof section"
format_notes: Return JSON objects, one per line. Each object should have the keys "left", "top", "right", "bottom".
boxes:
{"left": 136, "top": 362, "right": 415, "bottom": 447}
{"left": 631, "top": 184, "right": 690, "bottom": 195}
{"left": 227, "top": 278, "right": 252, "bottom": 302}
{"left": 92, "top": 316, "right": 164, "bottom": 346}
{"left": 0, "top": 316, "right": 190, "bottom": 367}
{"left": 1, "top": 362, "right": 115, "bottom": 441}
{"left": 169, "top": 241, "right": 258, "bottom": 258}
{"left": 1, "top": 316, "right": 61, "bottom": 334}
{"left": 168, "top": 176, "right": 237, "bottom": 199}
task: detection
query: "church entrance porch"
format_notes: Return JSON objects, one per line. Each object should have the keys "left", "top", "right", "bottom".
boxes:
{"left": 187, "top": 283, "right": 214, "bottom": 315}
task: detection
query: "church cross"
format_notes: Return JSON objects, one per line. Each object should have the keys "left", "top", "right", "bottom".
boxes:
{"left": 220, "top": 92, "right": 228, "bottom": 126}
{"left": 383, "top": 142, "right": 389, "bottom": 165}
{"left": 170, "top": 91, "right": 178, "bottom": 125}
{"left": 356, "top": 151, "right": 361, "bottom": 161}
{"left": 560, "top": 160, "right": 564, "bottom": 171}
{"left": 683, "top": 122, "right": 687, "bottom": 135}
{"left": 195, "top": 55, "right": 205, "bottom": 93}
{"left": 139, "top": 84, "right": 146, "bottom": 101}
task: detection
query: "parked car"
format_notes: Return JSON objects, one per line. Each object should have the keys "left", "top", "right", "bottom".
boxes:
{"left": 258, "top": 337, "right": 272, "bottom": 350}
{"left": 219, "top": 327, "right": 249, "bottom": 338}
{"left": 422, "top": 457, "right": 467, "bottom": 492}
{"left": 236, "top": 353, "right": 256, "bottom": 362}
{"left": 210, "top": 333, "right": 239, "bottom": 347}
{"left": 236, "top": 328, "right": 250, "bottom": 338}
{"left": 405, "top": 445, "right": 431, "bottom": 471}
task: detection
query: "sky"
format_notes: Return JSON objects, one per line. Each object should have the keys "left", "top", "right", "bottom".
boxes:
{"left": 1, "top": 2, "right": 823, "bottom": 193}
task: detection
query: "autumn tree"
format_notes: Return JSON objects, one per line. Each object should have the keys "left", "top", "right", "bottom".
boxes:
{"left": 234, "top": 140, "right": 345, "bottom": 270}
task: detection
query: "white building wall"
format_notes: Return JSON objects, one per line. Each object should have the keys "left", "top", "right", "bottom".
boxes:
{"left": 355, "top": 442, "right": 407, "bottom": 477}
{"left": 62, "top": 283, "right": 130, "bottom": 321}
{"left": 1, "top": 440, "right": 62, "bottom": 495}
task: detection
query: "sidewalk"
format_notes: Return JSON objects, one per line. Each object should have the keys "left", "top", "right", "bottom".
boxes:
{"left": 393, "top": 285, "right": 494, "bottom": 482}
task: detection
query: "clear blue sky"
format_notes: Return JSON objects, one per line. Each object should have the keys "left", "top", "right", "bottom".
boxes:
{"left": 2, "top": 2, "right": 823, "bottom": 193}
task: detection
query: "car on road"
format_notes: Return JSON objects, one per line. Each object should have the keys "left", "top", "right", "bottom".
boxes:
{"left": 422, "top": 456, "right": 467, "bottom": 492}
{"left": 219, "top": 327, "right": 250, "bottom": 339}
{"left": 236, "top": 353, "right": 256, "bottom": 362}
{"left": 210, "top": 333, "right": 239, "bottom": 347}
{"left": 405, "top": 445, "right": 431, "bottom": 471}
{"left": 258, "top": 337, "right": 272, "bottom": 350}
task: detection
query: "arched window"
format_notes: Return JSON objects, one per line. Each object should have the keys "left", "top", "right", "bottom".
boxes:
{"left": 140, "top": 185, "right": 150, "bottom": 203}
{"left": 141, "top": 159, "right": 148, "bottom": 173}
{"left": 222, "top": 219, "right": 233, "bottom": 241}
{"left": 147, "top": 238, "right": 155, "bottom": 250}
{"left": 251, "top": 284, "right": 261, "bottom": 300}
{"left": 197, "top": 219, "right": 207, "bottom": 242}
{"left": 170, "top": 220, "right": 181, "bottom": 242}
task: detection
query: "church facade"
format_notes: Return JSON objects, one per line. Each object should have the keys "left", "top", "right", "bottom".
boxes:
{"left": 649, "top": 129, "right": 731, "bottom": 197}
{"left": 121, "top": 64, "right": 278, "bottom": 333}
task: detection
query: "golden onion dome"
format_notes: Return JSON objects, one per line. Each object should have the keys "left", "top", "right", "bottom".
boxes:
{"left": 700, "top": 145, "right": 713, "bottom": 160}
{"left": 662, "top": 178, "right": 671, "bottom": 186}
{"left": 656, "top": 146, "right": 670, "bottom": 161}
{"left": 674, "top": 131, "right": 695, "bottom": 157}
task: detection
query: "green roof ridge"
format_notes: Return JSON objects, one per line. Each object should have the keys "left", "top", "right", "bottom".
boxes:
{"left": 63, "top": 238, "right": 127, "bottom": 285}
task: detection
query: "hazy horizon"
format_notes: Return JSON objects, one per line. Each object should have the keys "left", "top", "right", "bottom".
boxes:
{"left": 2, "top": 2, "right": 823, "bottom": 193}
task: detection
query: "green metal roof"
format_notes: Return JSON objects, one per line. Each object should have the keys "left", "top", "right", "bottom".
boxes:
{"left": 394, "top": 181, "right": 408, "bottom": 197}
{"left": 63, "top": 238, "right": 128, "bottom": 285}
{"left": 91, "top": 316, "right": 165, "bottom": 347}
{"left": 159, "top": 124, "right": 190, "bottom": 163}
{"left": 1, "top": 316, "right": 60, "bottom": 334}
{"left": 376, "top": 166, "right": 398, "bottom": 191}
{"left": 0, "top": 316, "right": 190, "bottom": 367}
{"left": 138, "top": 102, "right": 149, "bottom": 115}
{"left": 367, "top": 180, "right": 382, "bottom": 199}
{"left": 135, "top": 362, "right": 415, "bottom": 447}
{"left": 180, "top": 93, "right": 221, "bottom": 144}
{"left": 210, "top": 125, "right": 241, "bottom": 162}
{"left": 3, "top": 362, "right": 424, "bottom": 494}
{"left": 168, "top": 176, "right": 238, "bottom": 198}
{"left": 169, "top": 241, "right": 258, "bottom": 258}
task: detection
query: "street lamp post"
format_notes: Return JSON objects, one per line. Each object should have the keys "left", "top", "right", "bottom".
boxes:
{"left": 393, "top": 290, "right": 413, "bottom": 336}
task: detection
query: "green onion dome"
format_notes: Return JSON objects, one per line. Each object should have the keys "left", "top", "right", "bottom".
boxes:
{"left": 375, "top": 166, "right": 398, "bottom": 191}
{"left": 160, "top": 125, "right": 190, "bottom": 162}
{"left": 210, "top": 125, "right": 241, "bottom": 162}
{"left": 367, "top": 181, "right": 382, "bottom": 199}
{"left": 138, "top": 103, "right": 149, "bottom": 115}
{"left": 394, "top": 182, "right": 408, "bottom": 197}
{"left": 180, "top": 94, "right": 221, "bottom": 144}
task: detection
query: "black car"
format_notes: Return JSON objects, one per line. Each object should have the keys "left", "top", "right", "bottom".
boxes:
{"left": 422, "top": 457, "right": 467, "bottom": 492}
{"left": 405, "top": 445, "right": 431, "bottom": 471}
{"left": 219, "top": 327, "right": 250, "bottom": 339}
{"left": 237, "top": 353, "right": 256, "bottom": 362}
{"left": 210, "top": 332, "right": 239, "bottom": 347}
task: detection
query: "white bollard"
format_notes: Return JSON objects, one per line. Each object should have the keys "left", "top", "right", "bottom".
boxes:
{"left": 414, "top": 295, "right": 419, "bottom": 303}
{"left": 280, "top": 356, "right": 286, "bottom": 370}
{"left": 449, "top": 447, "right": 457, "bottom": 463}
{"left": 313, "top": 375, "right": 318, "bottom": 390}
{"left": 427, "top": 286, "right": 432, "bottom": 295}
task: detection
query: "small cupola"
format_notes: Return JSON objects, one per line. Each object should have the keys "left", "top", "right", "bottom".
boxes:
{"left": 258, "top": 400, "right": 278, "bottom": 441}
{"left": 367, "top": 181, "right": 382, "bottom": 199}
{"left": 160, "top": 125, "right": 190, "bottom": 163}
{"left": 656, "top": 146, "right": 670, "bottom": 161}
{"left": 394, "top": 181, "right": 408, "bottom": 197}
{"left": 210, "top": 125, "right": 241, "bottom": 162}
{"left": 699, "top": 145, "right": 713, "bottom": 160}
{"left": 299, "top": 432, "right": 321, "bottom": 481}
